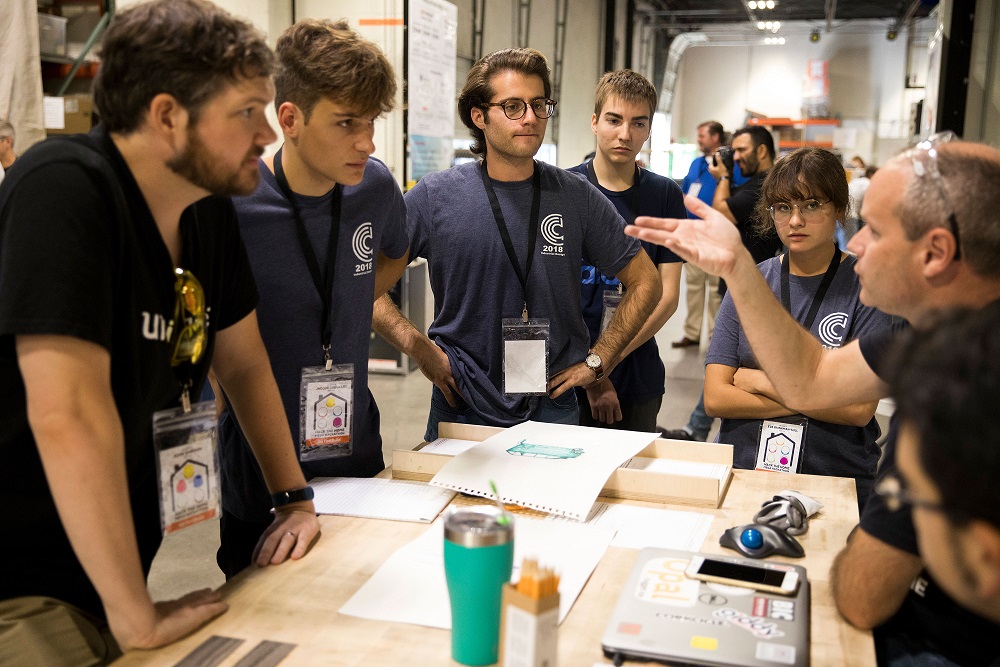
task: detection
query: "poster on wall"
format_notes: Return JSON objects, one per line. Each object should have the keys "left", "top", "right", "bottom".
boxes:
{"left": 407, "top": 0, "right": 457, "bottom": 183}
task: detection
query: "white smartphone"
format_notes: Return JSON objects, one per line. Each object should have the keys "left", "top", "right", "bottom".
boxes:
{"left": 684, "top": 555, "right": 800, "bottom": 596}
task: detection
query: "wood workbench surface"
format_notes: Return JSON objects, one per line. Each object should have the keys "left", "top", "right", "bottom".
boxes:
{"left": 116, "top": 468, "right": 874, "bottom": 666}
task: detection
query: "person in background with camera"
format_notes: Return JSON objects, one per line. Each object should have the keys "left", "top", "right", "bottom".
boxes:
{"left": 660, "top": 125, "right": 781, "bottom": 442}
{"left": 673, "top": 121, "right": 746, "bottom": 350}
{"left": 704, "top": 148, "right": 891, "bottom": 507}
{"left": 711, "top": 126, "right": 782, "bottom": 282}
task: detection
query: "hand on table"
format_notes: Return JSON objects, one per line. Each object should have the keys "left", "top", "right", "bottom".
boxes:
{"left": 253, "top": 502, "right": 322, "bottom": 567}
{"left": 111, "top": 588, "right": 228, "bottom": 652}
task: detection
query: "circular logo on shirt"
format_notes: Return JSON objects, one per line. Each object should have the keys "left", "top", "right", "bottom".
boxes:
{"left": 352, "top": 222, "right": 374, "bottom": 263}
{"left": 540, "top": 213, "right": 565, "bottom": 256}
{"left": 818, "top": 312, "right": 849, "bottom": 348}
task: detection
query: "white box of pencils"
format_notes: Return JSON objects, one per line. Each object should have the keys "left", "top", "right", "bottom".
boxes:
{"left": 499, "top": 560, "right": 559, "bottom": 667}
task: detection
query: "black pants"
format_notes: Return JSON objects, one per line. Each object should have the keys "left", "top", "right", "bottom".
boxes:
{"left": 576, "top": 391, "right": 662, "bottom": 433}
{"left": 216, "top": 508, "right": 272, "bottom": 580}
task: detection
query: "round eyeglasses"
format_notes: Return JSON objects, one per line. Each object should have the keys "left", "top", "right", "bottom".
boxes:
{"left": 482, "top": 98, "right": 557, "bottom": 120}
{"left": 769, "top": 199, "right": 830, "bottom": 224}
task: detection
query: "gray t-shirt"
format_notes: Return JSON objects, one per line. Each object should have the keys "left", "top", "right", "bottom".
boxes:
{"left": 706, "top": 253, "right": 891, "bottom": 482}
{"left": 406, "top": 160, "right": 639, "bottom": 424}
{"left": 220, "top": 157, "right": 408, "bottom": 521}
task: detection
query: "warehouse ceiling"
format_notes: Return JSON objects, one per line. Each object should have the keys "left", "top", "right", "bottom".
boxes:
{"left": 635, "top": 0, "right": 936, "bottom": 34}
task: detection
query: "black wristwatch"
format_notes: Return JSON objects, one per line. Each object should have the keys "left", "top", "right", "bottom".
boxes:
{"left": 271, "top": 485, "right": 315, "bottom": 509}
{"left": 585, "top": 351, "right": 605, "bottom": 382}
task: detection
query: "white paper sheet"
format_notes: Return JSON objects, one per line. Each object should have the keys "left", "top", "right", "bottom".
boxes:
{"left": 43, "top": 97, "right": 65, "bottom": 129}
{"left": 553, "top": 502, "right": 713, "bottom": 551}
{"left": 310, "top": 477, "right": 455, "bottom": 523}
{"left": 504, "top": 339, "right": 547, "bottom": 393}
{"left": 623, "top": 456, "right": 730, "bottom": 484}
{"left": 339, "top": 515, "right": 616, "bottom": 628}
{"left": 418, "top": 438, "right": 480, "bottom": 456}
{"left": 430, "top": 421, "right": 657, "bottom": 520}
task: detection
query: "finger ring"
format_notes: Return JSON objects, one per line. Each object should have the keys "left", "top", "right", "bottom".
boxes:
{"left": 285, "top": 531, "right": 296, "bottom": 539}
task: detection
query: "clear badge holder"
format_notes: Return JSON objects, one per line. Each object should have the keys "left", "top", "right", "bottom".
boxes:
{"left": 502, "top": 318, "right": 550, "bottom": 395}
{"left": 600, "top": 289, "right": 623, "bottom": 335}
{"left": 152, "top": 400, "right": 221, "bottom": 535}
{"left": 299, "top": 363, "right": 354, "bottom": 461}
{"left": 755, "top": 416, "right": 809, "bottom": 474}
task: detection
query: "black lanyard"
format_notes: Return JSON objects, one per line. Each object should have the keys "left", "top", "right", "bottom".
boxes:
{"left": 273, "top": 146, "right": 342, "bottom": 358}
{"left": 780, "top": 244, "right": 841, "bottom": 331}
{"left": 585, "top": 159, "right": 642, "bottom": 225}
{"left": 480, "top": 159, "right": 541, "bottom": 321}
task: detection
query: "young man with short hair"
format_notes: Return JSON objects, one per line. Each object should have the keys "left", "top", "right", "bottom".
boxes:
{"left": 0, "top": 0, "right": 320, "bottom": 662}
{"left": 374, "top": 48, "right": 660, "bottom": 440}
{"left": 217, "top": 18, "right": 409, "bottom": 578}
{"left": 889, "top": 303, "right": 1000, "bottom": 629}
{"left": 571, "top": 70, "right": 684, "bottom": 431}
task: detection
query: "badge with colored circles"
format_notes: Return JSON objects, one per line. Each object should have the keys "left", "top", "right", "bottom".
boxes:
{"left": 152, "top": 400, "right": 220, "bottom": 535}
{"left": 755, "top": 417, "right": 808, "bottom": 474}
{"left": 299, "top": 363, "right": 354, "bottom": 462}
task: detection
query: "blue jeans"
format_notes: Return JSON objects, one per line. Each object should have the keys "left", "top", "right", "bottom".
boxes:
{"left": 424, "top": 386, "right": 579, "bottom": 442}
{"left": 686, "top": 391, "right": 714, "bottom": 440}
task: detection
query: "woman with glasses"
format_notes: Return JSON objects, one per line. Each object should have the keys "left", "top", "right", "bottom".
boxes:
{"left": 703, "top": 147, "right": 893, "bottom": 508}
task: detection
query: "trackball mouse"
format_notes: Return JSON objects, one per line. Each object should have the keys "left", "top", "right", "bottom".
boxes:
{"left": 720, "top": 523, "right": 805, "bottom": 559}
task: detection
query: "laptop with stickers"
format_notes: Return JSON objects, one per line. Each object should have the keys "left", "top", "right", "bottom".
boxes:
{"left": 602, "top": 548, "right": 810, "bottom": 667}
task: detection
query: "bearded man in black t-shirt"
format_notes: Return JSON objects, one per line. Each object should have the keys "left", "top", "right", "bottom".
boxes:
{"left": 0, "top": 1, "right": 321, "bottom": 663}
{"left": 626, "top": 137, "right": 1000, "bottom": 664}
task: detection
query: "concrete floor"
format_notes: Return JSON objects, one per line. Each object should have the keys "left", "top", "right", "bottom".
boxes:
{"left": 147, "top": 273, "right": 719, "bottom": 602}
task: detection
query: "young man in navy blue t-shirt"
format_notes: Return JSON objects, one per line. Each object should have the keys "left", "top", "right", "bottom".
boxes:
{"left": 216, "top": 19, "right": 410, "bottom": 578}
{"left": 569, "top": 70, "right": 684, "bottom": 432}
{"left": 373, "top": 49, "right": 661, "bottom": 441}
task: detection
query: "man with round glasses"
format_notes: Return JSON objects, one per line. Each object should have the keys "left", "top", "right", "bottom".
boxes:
{"left": 0, "top": 1, "right": 320, "bottom": 662}
{"left": 374, "top": 48, "right": 660, "bottom": 440}
{"left": 625, "top": 137, "right": 1000, "bottom": 664}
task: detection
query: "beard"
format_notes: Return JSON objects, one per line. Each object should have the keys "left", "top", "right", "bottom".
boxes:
{"left": 167, "top": 128, "right": 263, "bottom": 197}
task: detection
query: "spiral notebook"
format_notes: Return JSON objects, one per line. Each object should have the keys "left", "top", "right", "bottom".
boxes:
{"left": 429, "top": 421, "right": 657, "bottom": 521}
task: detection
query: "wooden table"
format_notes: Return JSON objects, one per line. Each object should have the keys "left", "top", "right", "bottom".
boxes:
{"left": 117, "top": 469, "right": 874, "bottom": 666}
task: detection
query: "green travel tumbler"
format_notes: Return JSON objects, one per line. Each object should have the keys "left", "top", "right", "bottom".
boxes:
{"left": 444, "top": 505, "right": 514, "bottom": 666}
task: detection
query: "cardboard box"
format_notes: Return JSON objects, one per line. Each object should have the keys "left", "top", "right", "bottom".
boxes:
{"left": 38, "top": 14, "right": 68, "bottom": 57}
{"left": 45, "top": 95, "right": 94, "bottom": 135}
{"left": 499, "top": 583, "right": 559, "bottom": 667}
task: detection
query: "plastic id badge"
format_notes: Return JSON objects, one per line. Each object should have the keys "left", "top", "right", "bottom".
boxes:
{"left": 755, "top": 416, "right": 808, "bottom": 474}
{"left": 152, "top": 400, "right": 220, "bottom": 535}
{"left": 299, "top": 364, "right": 354, "bottom": 461}
{"left": 600, "top": 289, "right": 623, "bottom": 335}
{"left": 502, "top": 318, "right": 550, "bottom": 395}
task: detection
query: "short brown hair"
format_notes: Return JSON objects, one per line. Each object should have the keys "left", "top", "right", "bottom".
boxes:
{"left": 94, "top": 0, "right": 273, "bottom": 133}
{"left": 897, "top": 142, "right": 1000, "bottom": 278}
{"left": 593, "top": 69, "right": 656, "bottom": 118}
{"left": 754, "top": 147, "right": 849, "bottom": 237}
{"left": 275, "top": 19, "right": 396, "bottom": 120}
{"left": 458, "top": 48, "right": 551, "bottom": 156}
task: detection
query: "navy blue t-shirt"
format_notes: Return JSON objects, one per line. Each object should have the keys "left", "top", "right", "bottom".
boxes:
{"left": 569, "top": 163, "right": 684, "bottom": 400}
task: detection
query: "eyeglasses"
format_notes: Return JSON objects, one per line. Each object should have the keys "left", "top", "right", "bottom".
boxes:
{"left": 171, "top": 268, "right": 207, "bottom": 367}
{"left": 874, "top": 470, "right": 949, "bottom": 515}
{"left": 482, "top": 98, "right": 557, "bottom": 120}
{"left": 769, "top": 199, "right": 830, "bottom": 224}
{"left": 908, "top": 131, "right": 961, "bottom": 260}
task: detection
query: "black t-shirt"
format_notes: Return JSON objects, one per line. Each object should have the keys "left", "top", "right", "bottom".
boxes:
{"left": 0, "top": 129, "right": 258, "bottom": 618}
{"left": 726, "top": 171, "right": 781, "bottom": 264}
{"left": 858, "top": 320, "right": 1000, "bottom": 665}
